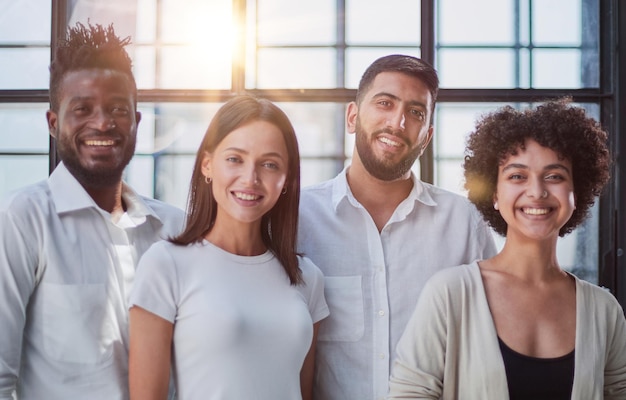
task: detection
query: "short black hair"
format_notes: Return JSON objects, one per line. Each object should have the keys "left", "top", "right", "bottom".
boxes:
{"left": 356, "top": 54, "right": 439, "bottom": 119}
{"left": 49, "top": 22, "right": 136, "bottom": 111}
{"left": 464, "top": 98, "right": 611, "bottom": 237}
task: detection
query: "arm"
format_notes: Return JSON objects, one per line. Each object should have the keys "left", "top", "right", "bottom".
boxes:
{"left": 387, "top": 275, "right": 449, "bottom": 399}
{"left": 604, "top": 304, "right": 626, "bottom": 398}
{"left": 300, "top": 321, "right": 320, "bottom": 400}
{"left": 0, "top": 208, "right": 38, "bottom": 399}
{"left": 129, "top": 306, "right": 174, "bottom": 400}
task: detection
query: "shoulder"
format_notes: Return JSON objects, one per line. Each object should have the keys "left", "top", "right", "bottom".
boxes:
{"left": 298, "top": 255, "right": 325, "bottom": 283}
{"left": 1, "top": 180, "right": 49, "bottom": 213}
{"left": 300, "top": 179, "right": 335, "bottom": 202}
{"left": 576, "top": 278, "right": 624, "bottom": 315}
{"left": 420, "top": 262, "right": 482, "bottom": 301}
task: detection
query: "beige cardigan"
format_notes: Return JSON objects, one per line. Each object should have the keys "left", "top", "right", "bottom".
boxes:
{"left": 388, "top": 262, "right": 626, "bottom": 399}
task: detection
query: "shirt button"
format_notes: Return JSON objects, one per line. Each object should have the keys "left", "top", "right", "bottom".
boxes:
{"left": 378, "top": 310, "right": 385, "bottom": 316}
{"left": 379, "top": 353, "right": 386, "bottom": 359}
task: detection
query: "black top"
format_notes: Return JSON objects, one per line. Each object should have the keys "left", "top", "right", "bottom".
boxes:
{"left": 498, "top": 337, "right": 575, "bottom": 400}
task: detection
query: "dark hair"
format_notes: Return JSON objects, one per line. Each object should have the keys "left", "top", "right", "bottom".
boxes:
{"left": 49, "top": 22, "right": 136, "bottom": 111}
{"left": 356, "top": 54, "right": 439, "bottom": 120}
{"left": 171, "top": 95, "right": 303, "bottom": 284}
{"left": 464, "top": 98, "right": 611, "bottom": 237}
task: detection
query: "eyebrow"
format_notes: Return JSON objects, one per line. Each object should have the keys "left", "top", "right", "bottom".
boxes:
{"left": 223, "top": 147, "right": 286, "bottom": 159}
{"left": 371, "top": 92, "right": 428, "bottom": 109}
{"left": 502, "top": 162, "right": 571, "bottom": 175}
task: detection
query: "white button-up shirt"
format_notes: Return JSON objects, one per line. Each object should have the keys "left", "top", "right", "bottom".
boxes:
{"left": 0, "top": 163, "right": 184, "bottom": 400}
{"left": 297, "top": 167, "right": 497, "bottom": 400}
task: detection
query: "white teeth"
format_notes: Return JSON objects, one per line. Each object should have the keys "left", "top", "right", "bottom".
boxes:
{"left": 379, "top": 137, "right": 400, "bottom": 147}
{"left": 523, "top": 208, "right": 549, "bottom": 215}
{"left": 234, "top": 192, "right": 259, "bottom": 201}
{"left": 85, "top": 140, "right": 115, "bottom": 146}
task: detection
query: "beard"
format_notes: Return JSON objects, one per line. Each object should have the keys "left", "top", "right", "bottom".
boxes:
{"left": 57, "top": 134, "right": 136, "bottom": 189}
{"left": 354, "top": 119, "right": 425, "bottom": 181}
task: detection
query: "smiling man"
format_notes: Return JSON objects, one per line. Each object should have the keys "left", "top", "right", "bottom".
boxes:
{"left": 297, "top": 54, "right": 498, "bottom": 400}
{"left": 0, "top": 23, "right": 183, "bottom": 400}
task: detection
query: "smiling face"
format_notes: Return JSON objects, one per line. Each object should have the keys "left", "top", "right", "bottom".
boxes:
{"left": 495, "top": 139, "right": 575, "bottom": 241}
{"left": 202, "top": 120, "right": 289, "bottom": 230}
{"left": 347, "top": 71, "right": 434, "bottom": 181}
{"left": 47, "top": 68, "right": 140, "bottom": 188}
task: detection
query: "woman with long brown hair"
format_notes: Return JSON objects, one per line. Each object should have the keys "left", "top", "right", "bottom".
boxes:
{"left": 128, "top": 95, "right": 328, "bottom": 400}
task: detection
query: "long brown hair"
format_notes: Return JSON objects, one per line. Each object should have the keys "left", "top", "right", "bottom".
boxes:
{"left": 171, "top": 95, "right": 303, "bottom": 284}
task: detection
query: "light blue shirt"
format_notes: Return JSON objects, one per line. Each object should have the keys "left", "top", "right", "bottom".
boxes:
{"left": 0, "top": 163, "right": 184, "bottom": 400}
{"left": 297, "top": 167, "right": 497, "bottom": 400}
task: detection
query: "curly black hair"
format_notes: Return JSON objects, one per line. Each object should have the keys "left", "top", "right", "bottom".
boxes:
{"left": 49, "top": 22, "right": 136, "bottom": 111}
{"left": 463, "top": 98, "right": 611, "bottom": 237}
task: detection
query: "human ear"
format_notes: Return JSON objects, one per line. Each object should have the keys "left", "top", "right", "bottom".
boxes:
{"left": 46, "top": 110, "right": 58, "bottom": 139}
{"left": 346, "top": 102, "right": 359, "bottom": 134}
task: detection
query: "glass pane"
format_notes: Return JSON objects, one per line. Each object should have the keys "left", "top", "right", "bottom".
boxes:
{"left": 0, "top": 49, "right": 50, "bottom": 89}
{"left": 0, "top": 104, "right": 50, "bottom": 152}
{"left": 301, "top": 159, "right": 341, "bottom": 188}
{"left": 0, "top": 0, "right": 51, "bottom": 42}
{"left": 257, "top": 0, "right": 335, "bottom": 45}
{"left": 438, "top": 49, "right": 516, "bottom": 88}
{"left": 159, "top": 46, "right": 231, "bottom": 89}
{"left": 345, "top": 47, "right": 421, "bottom": 89}
{"left": 437, "top": 0, "right": 514, "bottom": 44}
{"left": 532, "top": 0, "right": 582, "bottom": 45}
{"left": 0, "top": 156, "right": 49, "bottom": 198}
{"left": 532, "top": 49, "right": 582, "bottom": 89}
{"left": 274, "top": 102, "right": 344, "bottom": 158}
{"left": 256, "top": 48, "right": 337, "bottom": 89}
{"left": 346, "top": 0, "right": 421, "bottom": 45}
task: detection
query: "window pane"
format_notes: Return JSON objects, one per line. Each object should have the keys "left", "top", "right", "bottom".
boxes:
{"left": 159, "top": 46, "right": 231, "bottom": 89}
{"left": 533, "top": 49, "right": 582, "bottom": 89}
{"left": 0, "top": 49, "right": 49, "bottom": 89}
{"left": 345, "top": 47, "right": 421, "bottom": 89}
{"left": 438, "top": 49, "right": 516, "bottom": 88}
{"left": 256, "top": 0, "right": 336, "bottom": 45}
{"left": 346, "top": 0, "right": 421, "bottom": 45}
{"left": 0, "top": 104, "right": 50, "bottom": 152}
{"left": 0, "top": 0, "right": 51, "bottom": 42}
{"left": 0, "top": 156, "right": 49, "bottom": 198}
{"left": 437, "top": 0, "right": 514, "bottom": 44}
{"left": 532, "top": 0, "right": 582, "bottom": 45}
{"left": 256, "top": 48, "right": 337, "bottom": 89}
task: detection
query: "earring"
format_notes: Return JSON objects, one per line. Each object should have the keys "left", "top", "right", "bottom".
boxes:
{"left": 204, "top": 175, "right": 212, "bottom": 184}
{"left": 281, "top": 187, "right": 287, "bottom": 195}
{"left": 541, "top": 190, "right": 548, "bottom": 199}
{"left": 493, "top": 201, "right": 499, "bottom": 210}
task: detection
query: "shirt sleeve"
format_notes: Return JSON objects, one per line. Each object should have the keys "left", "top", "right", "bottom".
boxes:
{"left": 0, "top": 206, "right": 39, "bottom": 399}
{"left": 297, "top": 256, "right": 330, "bottom": 324}
{"left": 604, "top": 299, "right": 626, "bottom": 398}
{"left": 129, "top": 241, "right": 179, "bottom": 323}
{"left": 387, "top": 271, "right": 450, "bottom": 399}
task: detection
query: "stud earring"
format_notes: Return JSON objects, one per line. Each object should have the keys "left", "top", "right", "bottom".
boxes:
{"left": 493, "top": 201, "right": 499, "bottom": 210}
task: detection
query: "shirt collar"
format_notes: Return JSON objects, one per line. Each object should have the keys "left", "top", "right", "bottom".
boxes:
{"left": 331, "top": 165, "right": 438, "bottom": 212}
{"left": 48, "top": 162, "right": 161, "bottom": 225}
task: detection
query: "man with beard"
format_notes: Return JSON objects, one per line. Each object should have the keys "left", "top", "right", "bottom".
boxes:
{"left": 0, "top": 23, "right": 183, "bottom": 400}
{"left": 297, "top": 54, "right": 497, "bottom": 400}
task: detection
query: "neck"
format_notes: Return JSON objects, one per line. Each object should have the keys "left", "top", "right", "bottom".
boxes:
{"left": 488, "top": 235, "right": 564, "bottom": 283}
{"left": 83, "top": 181, "right": 126, "bottom": 216}
{"left": 346, "top": 159, "right": 413, "bottom": 232}
{"left": 205, "top": 217, "right": 266, "bottom": 256}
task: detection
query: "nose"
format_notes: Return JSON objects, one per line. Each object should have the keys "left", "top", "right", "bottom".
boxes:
{"left": 92, "top": 109, "right": 116, "bottom": 131}
{"left": 526, "top": 178, "right": 547, "bottom": 199}
{"left": 386, "top": 110, "right": 405, "bottom": 131}
{"left": 243, "top": 164, "right": 259, "bottom": 186}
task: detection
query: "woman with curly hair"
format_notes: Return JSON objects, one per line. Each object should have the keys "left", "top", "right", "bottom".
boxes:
{"left": 388, "top": 98, "right": 626, "bottom": 399}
